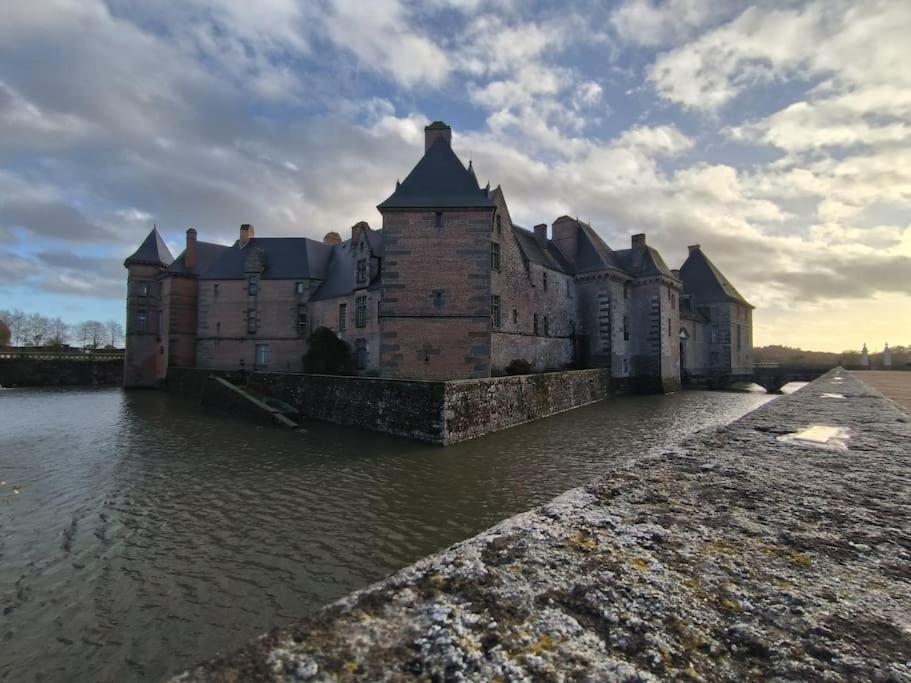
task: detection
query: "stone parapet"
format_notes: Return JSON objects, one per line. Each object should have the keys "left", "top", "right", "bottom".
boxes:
{"left": 174, "top": 369, "right": 911, "bottom": 681}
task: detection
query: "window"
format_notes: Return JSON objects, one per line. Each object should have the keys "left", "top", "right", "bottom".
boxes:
{"left": 356, "top": 259, "right": 367, "bottom": 285}
{"left": 711, "top": 326, "right": 719, "bottom": 343}
{"left": 543, "top": 316, "right": 549, "bottom": 336}
{"left": 255, "top": 343, "right": 270, "bottom": 368}
{"left": 512, "top": 308, "right": 518, "bottom": 325}
{"left": 213, "top": 283, "right": 219, "bottom": 297}
{"left": 623, "top": 281, "right": 630, "bottom": 299}
{"left": 533, "top": 313, "right": 539, "bottom": 335}
{"left": 356, "top": 295, "right": 367, "bottom": 328}
{"left": 432, "top": 290, "right": 444, "bottom": 308}
{"left": 623, "top": 314, "right": 630, "bottom": 341}
{"left": 136, "top": 281, "right": 149, "bottom": 297}
{"left": 297, "top": 306, "right": 308, "bottom": 336}
{"left": 543, "top": 272, "right": 548, "bottom": 291}
{"left": 491, "top": 242, "right": 501, "bottom": 272}
{"left": 338, "top": 303, "right": 347, "bottom": 332}
{"left": 136, "top": 309, "right": 147, "bottom": 333}
{"left": 216, "top": 322, "right": 221, "bottom": 335}
{"left": 295, "top": 281, "right": 305, "bottom": 296}
{"left": 623, "top": 358, "right": 629, "bottom": 374}
{"left": 248, "top": 274, "right": 258, "bottom": 296}
{"left": 570, "top": 319, "right": 575, "bottom": 335}
{"left": 737, "top": 323, "right": 742, "bottom": 352}
{"left": 496, "top": 214, "right": 502, "bottom": 235}
{"left": 491, "top": 295, "right": 501, "bottom": 328}
{"left": 668, "top": 317, "right": 672, "bottom": 338}
{"left": 246, "top": 309, "right": 257, "bottom": 334}
{"left": 434, "top": 211, "right": 443, "bottom": 228}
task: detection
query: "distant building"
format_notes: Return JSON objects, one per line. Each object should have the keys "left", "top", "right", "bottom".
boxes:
{"left": 884, "top": 343, "right": 892, "bottom": 368}
{"left": 124, "top": 121, "right": 754, "bottom": 389}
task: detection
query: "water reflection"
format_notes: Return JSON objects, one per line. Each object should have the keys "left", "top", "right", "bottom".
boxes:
{"left": 0, "top": 386, "right": 773, "bottom": 681}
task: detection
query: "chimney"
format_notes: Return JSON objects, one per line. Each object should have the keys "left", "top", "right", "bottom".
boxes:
{"left": 425, "top": 121, "right": 452, "bottom": 151}
{"left": 551, "top": 216, "right": 579, "bottom": 266}
{"left": 323, "top": 231, "right": 341, "bottom": 245}
{"left": 688, "top": 244, "right": 700, "bottom": 253}
{"left": 185, "top": 228, "right": 197, "bottom": 271}
{"left": 671, "top": 268, "right": 681, "bottom": 279}
{"left": 239, "top": 223, "right": 255, "bottom": 248}
{"left": 534, "top": 223, "right": 548, "bottom": 244}
{"left": 631, "top": 233, "right": 646, "bottom": 248}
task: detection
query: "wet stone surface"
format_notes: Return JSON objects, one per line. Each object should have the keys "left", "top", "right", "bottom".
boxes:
{"left": 175, "top": 370, "right": 911, "bottom": 682}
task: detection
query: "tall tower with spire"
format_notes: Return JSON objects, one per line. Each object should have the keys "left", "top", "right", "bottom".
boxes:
{"left": 860, "top": 342, "right": 869, "bottom": 368}
{"left": 883, "top": 343, "right": 892, "bottom": 368}
{"left": 376, "top": 121, "right": 496, "bottom": 379}
{"left": 123, "top": 227, "right": 173, "bottom": 387}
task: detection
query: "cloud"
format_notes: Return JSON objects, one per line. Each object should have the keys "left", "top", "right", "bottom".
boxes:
{"left": 611, "top": 0, "right": 734, "bottom": 46}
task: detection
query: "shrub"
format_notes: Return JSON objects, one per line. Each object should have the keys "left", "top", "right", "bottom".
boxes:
{"left": 303, "top": 327, "right": 355, "bottom": 375}
{"left": 505, "top": 358, "right": 533, "bottom": 375}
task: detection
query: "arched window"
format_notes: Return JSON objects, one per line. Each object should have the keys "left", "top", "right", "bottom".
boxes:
{"left": 623, "top": 281, "right": 631, "bottom": 299}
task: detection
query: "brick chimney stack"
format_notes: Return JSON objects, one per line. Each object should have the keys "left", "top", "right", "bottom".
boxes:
{"left": 632, "top": 233, "right": 646, "bottom": 248}
{"left": 534, "top": 223, "right": 548, "bottom": 245}
{"left": 323, "top": 231, "right": 341, "bottom": 245}
{"left": 688, "top": 244, "right": 700, "bottom": 253}
{"left": 239, "top": 223, "right": 254, "bottom": 248}
{"left": 185, "top": 228, "right": 197, "bottom": 271}
{"left": 425, "top": 121, "right": 452, "bottom": 151}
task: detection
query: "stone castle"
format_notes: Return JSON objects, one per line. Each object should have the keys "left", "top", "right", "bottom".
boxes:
{"left": 124, "top": 121, "right": 753, "bottom": 389}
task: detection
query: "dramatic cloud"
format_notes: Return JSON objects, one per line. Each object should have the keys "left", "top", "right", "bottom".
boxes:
{"left": 0, "top": 0, "right": 908, "bottom": 350}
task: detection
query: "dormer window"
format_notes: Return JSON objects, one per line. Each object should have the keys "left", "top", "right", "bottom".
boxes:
{"left": 295, "top": 281, "right": 305, "bottom": 296}
{"left": 356, "top": 259, "right": 367, "bottom": 285}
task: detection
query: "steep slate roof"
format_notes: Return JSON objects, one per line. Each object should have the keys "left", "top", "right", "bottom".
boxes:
{"left": 378, "top": 138, "right": 495, "bottom": 209}
{"left": 512, "top": 226, "right": 569, "bottom": 273}
{"left": 679, "top": 246, "right": 753, "bottom": 308}
{"left": 124, "top": 228, "right": 174, "bottom": 267}
{"left": 310, "top": 231, "right": 384, "bottom": 301}
{"left": 613, "top": 246, "right": 675, "bottom": 279}
{"left": 198, "top": 237, "right": 334, "bottom": 280}
{"left": 168, "top": 241, "right": 230, "bottom": 276}
{"left": 573, "top": 221, "right": 624, "bottom": 273}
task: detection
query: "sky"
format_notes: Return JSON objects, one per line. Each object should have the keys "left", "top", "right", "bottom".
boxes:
{"left": 0, "top": 0, "right": 908, "bottom": 352}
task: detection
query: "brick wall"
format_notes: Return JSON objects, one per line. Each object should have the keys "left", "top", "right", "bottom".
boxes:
{"left": 197, "top": 278, "right": 310, "bottom": 370}
{"left": 489, "top": 193, "right": 574, "bottom": 373}
{"left": 380, "top": 208, "right": 493, "bottom": 380}
{"left": 124, "top": 263, "right": 167, "bottom": 387}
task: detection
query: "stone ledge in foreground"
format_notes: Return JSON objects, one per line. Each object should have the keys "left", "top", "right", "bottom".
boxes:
{"left": 173, "top": 369, "right": 911, "bottom": 682}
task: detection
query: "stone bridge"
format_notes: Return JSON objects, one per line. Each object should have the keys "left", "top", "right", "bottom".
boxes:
{"left": 684, "top": 363, "right": 834, "bottom": 393}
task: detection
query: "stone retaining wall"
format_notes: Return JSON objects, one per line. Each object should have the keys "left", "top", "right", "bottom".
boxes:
{"left": 174, "top": 370, "right": 911, "bottom": 681}
{"left": 249, "top": 372, "right": 446, "bottom": 443}
{"left": 443, "top": 369, "right": 611, "bottom": 443}
{"left": 0, "top": 357, "right": 123, "bottom": 387}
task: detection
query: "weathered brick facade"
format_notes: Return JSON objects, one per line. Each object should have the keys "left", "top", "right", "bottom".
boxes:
{"left": 124, "top": 121, "right": 753, "bottom": 391}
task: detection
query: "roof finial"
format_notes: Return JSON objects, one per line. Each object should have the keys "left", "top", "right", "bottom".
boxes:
{"left": 396, "top": 179, "right": 400, "bottom": 190}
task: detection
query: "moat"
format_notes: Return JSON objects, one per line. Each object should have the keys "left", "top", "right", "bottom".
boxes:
{"left": 1, "top": 386, "right": 777, "bottom": 682}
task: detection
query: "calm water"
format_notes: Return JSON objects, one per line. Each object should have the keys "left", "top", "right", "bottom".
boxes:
{"left": 0, "top": 386, "right": 774, "bottom": 682}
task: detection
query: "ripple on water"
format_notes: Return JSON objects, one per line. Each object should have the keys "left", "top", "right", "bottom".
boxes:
{"left": 0, "top": 385, "right": 773, "bottom": 681}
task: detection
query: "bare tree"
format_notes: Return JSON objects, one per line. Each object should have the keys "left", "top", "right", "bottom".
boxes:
{"left": 0, "top": 319, "right": 10, "bottom": 348}
{"left": 48, "top": 317, "right": 70, "bottom": 347}
{"left": 104, "top": 320, "right": 124, "bottom": 348}
{"left": 26, "top": 313, "right": 51, "bottom": 347}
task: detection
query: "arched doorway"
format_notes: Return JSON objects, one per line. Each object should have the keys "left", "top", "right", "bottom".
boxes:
{"left": 679, "top": 328, "right": 689, "bottom": 377}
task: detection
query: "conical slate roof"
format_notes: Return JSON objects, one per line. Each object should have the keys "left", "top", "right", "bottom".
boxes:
{"left": 378, "top": 138, "right": 495, "bottom": 209}
{"left": 124, "top": 227, "right": 174, "bottom": 267}
{"left": 679, "top": 246, "right": 752, "bottom": 308}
